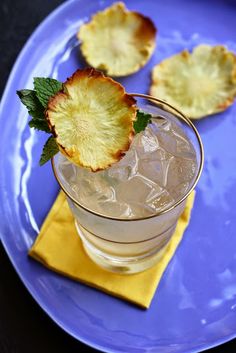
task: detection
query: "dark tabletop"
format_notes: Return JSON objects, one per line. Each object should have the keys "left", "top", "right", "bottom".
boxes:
{"left": 0, "top": 0, "right": 236, "bottom": 352}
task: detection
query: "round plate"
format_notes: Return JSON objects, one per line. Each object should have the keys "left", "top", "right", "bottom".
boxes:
{"left": 1, "top": 0, "right": 236, "bottom": 352}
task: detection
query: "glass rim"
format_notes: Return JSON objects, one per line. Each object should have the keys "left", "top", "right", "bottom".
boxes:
{"left": 51, "top": 93, "right": 204, "bottom": 222}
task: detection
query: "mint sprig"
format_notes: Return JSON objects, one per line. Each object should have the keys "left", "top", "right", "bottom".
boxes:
{"left": 17, "top": 89, "right": 43, "bottom": 114}
{"left": 33, "top": 77, "right": 63, "bottom": 108}
{"left": 28, "top": 118, "right": 51, "bottom": 133}
{"left": 133, "top": 110, "right": 152, "bottom": 133}
{"left": 17, "top": 77, "right": 62, "bottom": 165}
{"left": 40, "top": 136, "right": 59, "bottom": 166}
{"left": 17, "top": 76, "right": 153, "bottom": 166}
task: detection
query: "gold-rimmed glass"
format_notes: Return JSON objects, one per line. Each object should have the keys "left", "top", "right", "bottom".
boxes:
{"left": 52, "top": 94, "right": 204, "bottom": 274}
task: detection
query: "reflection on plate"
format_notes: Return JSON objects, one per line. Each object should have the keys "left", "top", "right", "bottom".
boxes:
{"left": 0, "top": 0, "right": 236, "bottom": 352}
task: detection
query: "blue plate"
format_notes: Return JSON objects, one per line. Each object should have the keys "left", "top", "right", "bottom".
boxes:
{"left": 1, "top": 0, "right": 236, "bottom": 352}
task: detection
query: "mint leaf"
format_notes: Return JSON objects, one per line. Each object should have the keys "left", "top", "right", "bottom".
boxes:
{"left": 133, "top": 110, "right": 152, "bottom": 133}
{"left": 17, "top": 89, "right": 44, "bottom": 119}
{"left": 29, "top": 119, "right": 51, "bottom": 133}
{"left": 17, "top": 89, "right": 50, "bottom": 133}
{"left": 40, "top": 136, "right": 59, "bottom": 166}
{"left": 17, "top": 79, "right": 62, "bottom": 166}
{"left": 17, "top": 89, "right": 42, "bottom": 112}
{"left": 34, "top": 77, "right": 63, "bottom": 108}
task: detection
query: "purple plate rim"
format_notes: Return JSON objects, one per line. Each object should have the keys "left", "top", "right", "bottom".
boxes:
{"left": 0, "top": 0, "right": 236, "bottom": 352}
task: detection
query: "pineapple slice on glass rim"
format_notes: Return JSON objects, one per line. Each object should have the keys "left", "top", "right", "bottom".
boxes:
{"left": 77, "top": 2, "right": 157, "bottom": 77}
{"left": 150, "top": 45, "right": 236, "bottom": 119}
{"left": 46, "top": 68, "right": 136, "bottom": 171}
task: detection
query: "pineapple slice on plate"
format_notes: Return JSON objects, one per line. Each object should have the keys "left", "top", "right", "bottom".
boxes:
{"left": 150, "top": 45, "right": 236, "bottom": 119}
{"left": 77, "top": 2, "right": 156, "bottom": 77}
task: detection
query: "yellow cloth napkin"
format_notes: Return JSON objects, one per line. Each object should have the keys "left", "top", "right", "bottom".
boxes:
{"left": 29, "top": 191, "right": 195, "bottom": 308}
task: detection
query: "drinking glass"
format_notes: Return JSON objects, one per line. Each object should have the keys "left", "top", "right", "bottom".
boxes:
{"left": 52, "top": 94, "right": 204, "bottom": 274}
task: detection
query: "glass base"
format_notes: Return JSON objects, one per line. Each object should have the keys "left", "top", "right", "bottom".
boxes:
{"left": 76, "top": 222, "right": 171, "bottom": 274}
{"left": 83, "top": 243, "right": 169, "bottom": 274}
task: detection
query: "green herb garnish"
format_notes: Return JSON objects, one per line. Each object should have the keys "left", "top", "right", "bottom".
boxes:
{"left": 133, "top": 110, "right": 152, "bottom": 133}
{"left": 33, "top": 77, "right": 63, "bottom": 108}
{"left": 39, "top": 136, "right": 60, "bottom": 166}
{"left": 17, "top": 89, "right": 50, "bottom": 133}
{"left": 17, "top": 77, "right": 62, "bottom": 165}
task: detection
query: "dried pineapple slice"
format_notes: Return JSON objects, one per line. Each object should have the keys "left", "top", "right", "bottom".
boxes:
{"left": 150, "top": 45, "right": 236, "bottom": 119}
{"left": 77, "top": 2, "right": 156, "bottom": 77}
{"left": 46, "top": 68, "right": 136, "bottom": 171}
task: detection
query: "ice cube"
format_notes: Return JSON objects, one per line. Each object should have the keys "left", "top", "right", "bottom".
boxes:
{"left": 172, "top": 127, "right": 197, "bottom": 160}
{"left": 167, "top": 157, "right": 197, "bottom": 191}
{"left": 147, "top": 189, "right": 175, "bottom": 213}
{"left": 168, "top": 181, "right": 190, "bottom": 200}
{"left": 108, "top": 148, "right": 138, "bottom": 182}
{"left": 156, "top": 120, "right": 196, "bottom": 160}
{"left": 115, "top": 175, "right": 154, "bottom": 205}
{"left": 58, "top": 156, "right": 78, "bottom": 184}
{"left": 134, "top": 124, "right": 160, "bottom": 156}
